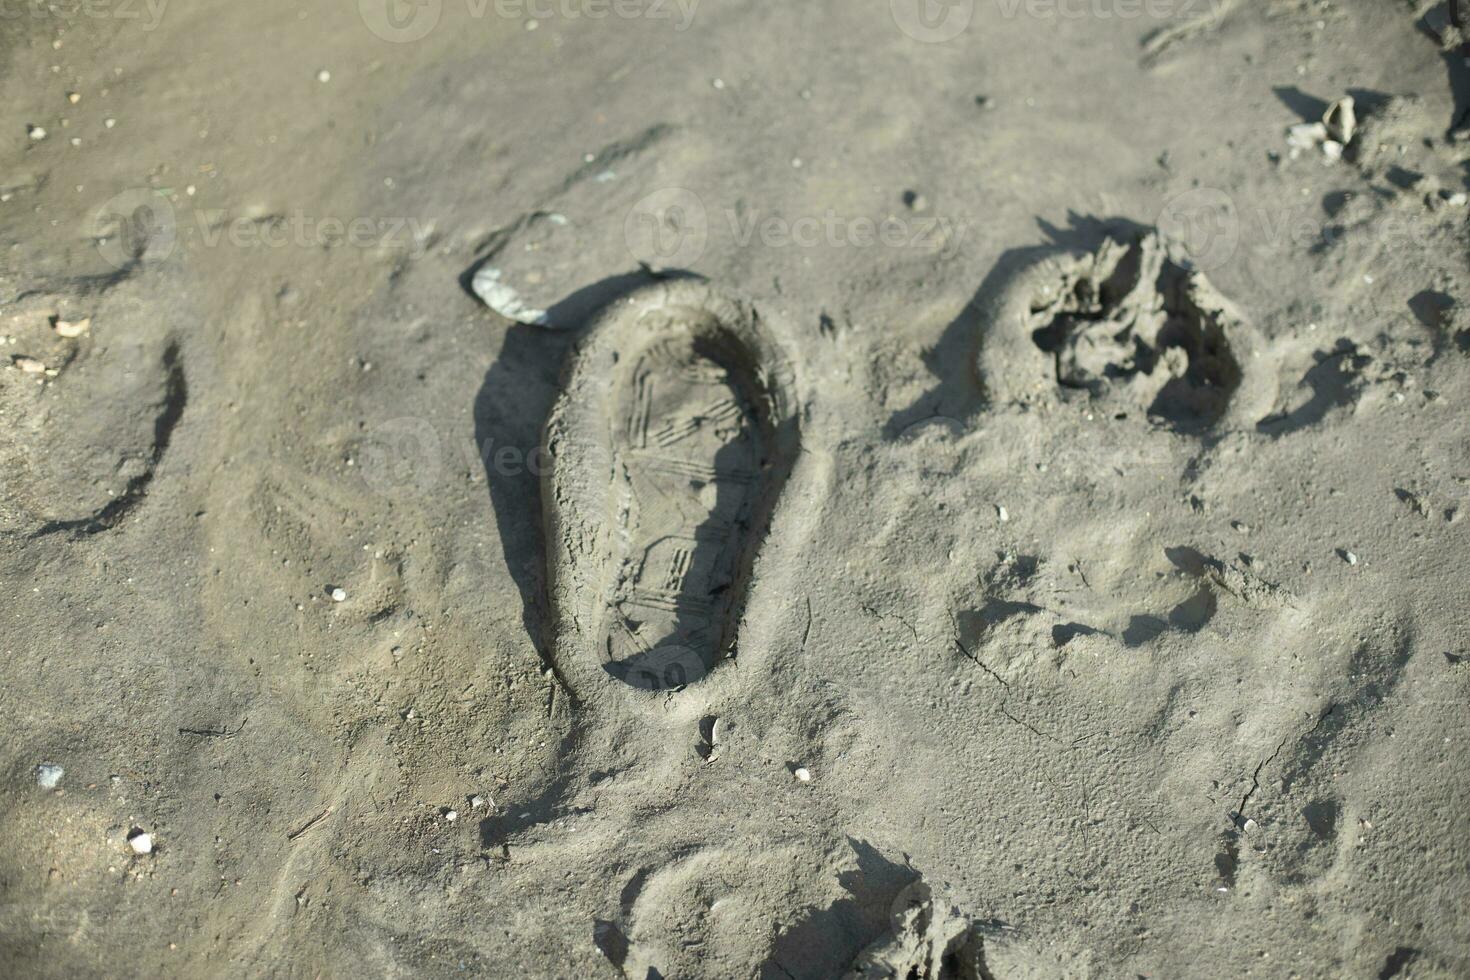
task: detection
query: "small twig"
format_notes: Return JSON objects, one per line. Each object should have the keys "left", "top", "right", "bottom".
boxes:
{"left": 178, "top": 718, "right": 247, "bottom": 739}
{"left": 287, "top": 806, "right": 334, "bottom": 842}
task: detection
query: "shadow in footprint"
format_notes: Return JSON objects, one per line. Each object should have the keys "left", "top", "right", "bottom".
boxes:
{"left": 1123, "top": 615, "right": 1169, "bottom": 647}
{"left": 1169, "top": 590, "right": 1217, "bottom": 632}
{"left": 884, "top": 213, "right": 1148, "bottom": 438}
{"left": 1417, "top": 4, "right": 1470, "bottom": 136}
{"left": 1256, "top": 339, "right": 1371, "bottom": 437}
{"left": 1053, "top": 623, "right": 1103, "bottom": 647}
{"left": 469, "top": 268, "right": 677, "bottom": 651}
{"left": 473, "top": 322, "right": 576, "bottom": 650}
{"left": 1409, "top": 289, "right": 1455, "bottom": 331}
{"left": 760, "top": 839, "right": 920, "bottom": 980}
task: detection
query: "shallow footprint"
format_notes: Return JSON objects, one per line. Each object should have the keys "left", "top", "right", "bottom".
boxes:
{"left": 543, "top": 280, "right": 798, "bottom": 715}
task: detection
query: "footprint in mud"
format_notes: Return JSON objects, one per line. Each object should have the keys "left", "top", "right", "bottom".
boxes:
{"left": 542, "top": 280, "right": 799, "bottom": 710}
{"left": 0, "top": 290, "right": 186, "bottom": 537}
{"left": 977, "top": 230, "right": 1268, "bottom": 433}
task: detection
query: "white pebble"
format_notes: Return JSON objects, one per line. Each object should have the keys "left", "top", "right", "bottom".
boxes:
{"left": 470, "top": 795, "right": 487, "bottom": 809}
{"left": 996, "top": 505, "right": 1009, "bottom": 523}
{"left": 317, "top": 69, "right": 331, "bottom": 83}
{"left": 793, "top": 767, "right": 812, "bottom": 782}
{"left": 53, "top": 317, "right": 90, "bottom": 338}
{"left": 1342, "top": 551, "right": 1359, "bottom": 566}
{"left": 14, "top": 356, "right": 45, "bottom": 374}
{"left": 444, "top": 810, "right": 458, "bottom": 822}
{"left": 27, "top": 125, "right": 46, "bottom": 141}
{"left": 36, "top": 764, "right": 64, "bottom": 790}
{"left": 128, "top": 830, "right": 153, "bottom": 854}
{"left": 104, "top": 118, "right": 116, "bottom": 129}
{"left": 329, "top": 587, "right": 347, "bottom": 602}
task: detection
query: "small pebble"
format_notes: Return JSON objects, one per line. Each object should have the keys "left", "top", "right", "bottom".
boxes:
{"left": 14, "top": 356, "right": 45, "bottom": 374}
{"left": 793, "top": 767, "right": 812, "bottom": 783}
{"left": 1341, "top": 550, "right": 1359, "bottom": 566}
{"left": 329, "top": 587, "right": 347, "bottom": 602}
{"left": 66, "top": 92, "right": 80, "bottom": 104}
{"left": 444, "top": 810, "right": 458, "bottom": 822}
{"left": 903, "top": 190, "right": 929, "bottom": 213}
{"left": 316, "top": 69, "right": 331, "bottom": 83}
{"left": 470, "top": 795, "right": 487, "bottom": 809}
{"left": 996, "top": 505, "right": 1009, "bottom": 523}
{"left": 128, "top": 830, "right": 153, "bottom": 855}
{"left": 27, "top": 125, "right": 46, "bottom": 141}
{"left": 104, "top": 118, "right": 116, "bottom": 129}
{"left": 36, "top": 764, "right": 64, "bottom": 790}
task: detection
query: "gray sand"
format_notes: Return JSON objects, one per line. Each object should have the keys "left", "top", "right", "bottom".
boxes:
{"left": 2, "top": 1, "right": 1469, "bottom": 976}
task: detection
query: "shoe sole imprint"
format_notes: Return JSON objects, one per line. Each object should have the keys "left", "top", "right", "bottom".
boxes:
{"left": 543, "top": 281, "right": 798, "bottom": 715}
